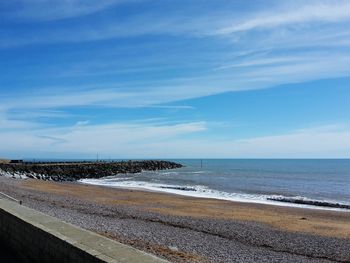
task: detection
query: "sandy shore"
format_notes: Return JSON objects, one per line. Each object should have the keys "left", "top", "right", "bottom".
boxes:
{"left": 0, "top": 177, "right": 349, "bottom": 262}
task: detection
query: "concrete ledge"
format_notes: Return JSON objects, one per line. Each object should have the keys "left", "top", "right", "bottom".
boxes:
{"left": 0, "top": 199, "right": 168, "bottom": 263}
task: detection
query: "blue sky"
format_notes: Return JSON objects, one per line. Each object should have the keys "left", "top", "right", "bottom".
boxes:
{"left": 1, "top": 0, "right": 350, "bottom": 159}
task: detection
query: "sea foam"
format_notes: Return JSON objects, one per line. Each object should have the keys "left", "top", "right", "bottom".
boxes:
{"left": 79, "top": 177, "right": 350, "bottom": 212}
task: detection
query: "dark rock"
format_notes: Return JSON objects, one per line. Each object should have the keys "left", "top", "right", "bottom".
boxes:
{"left": 0, "top": 160, "right": 183, "bottom": 182}
{"left": 159, "top": 186, "right": 196, "bottom": 191}
{"left": 267, "top": 197, "right": 350, "bottom": 210}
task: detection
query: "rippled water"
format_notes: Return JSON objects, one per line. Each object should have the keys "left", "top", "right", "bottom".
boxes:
{"left": 80, "top": 159, "right": 350, "bottom": 210}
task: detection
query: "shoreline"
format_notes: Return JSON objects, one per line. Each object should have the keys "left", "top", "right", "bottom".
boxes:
{"left": 8, "top": 177, "right": 350, "bottom": 237}
{"left": 79, "top": 178, "right": 350, "bottom": 212}
{"left": 2, "top": 160, "right": 348, "bottom": 212}
{"left": 1, "top": 177, "right": 350, "bottom": 262}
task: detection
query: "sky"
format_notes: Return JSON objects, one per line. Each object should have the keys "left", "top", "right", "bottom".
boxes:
{"left": 1, "top": 0, "right": 350, "bottom": 159}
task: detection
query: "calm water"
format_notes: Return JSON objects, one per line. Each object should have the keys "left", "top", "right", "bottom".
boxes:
{"left": 80, "top": 159, "right": 350, "bottom": 210}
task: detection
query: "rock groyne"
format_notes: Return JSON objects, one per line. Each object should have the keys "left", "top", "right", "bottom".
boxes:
{"left": 267, "top": 197, "right": 350, "bottom": 210}
{"left": 0, "top": 160, "right": 183, "bottom": 181}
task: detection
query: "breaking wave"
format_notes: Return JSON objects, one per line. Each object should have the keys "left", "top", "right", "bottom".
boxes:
{"left": 79, "top": 178, "right": 350, "bottom": 211}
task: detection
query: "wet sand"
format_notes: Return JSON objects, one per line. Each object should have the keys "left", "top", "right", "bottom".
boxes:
{"left": 1, "top": 177, "right": 349, "bottom": 262}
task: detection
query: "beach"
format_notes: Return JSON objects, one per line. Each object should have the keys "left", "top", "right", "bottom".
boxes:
{"left": 0, "top": 176, "right": 349, "bottom": 263}
{"left": 2, "top": 1, "right": 350, "bottom": 262}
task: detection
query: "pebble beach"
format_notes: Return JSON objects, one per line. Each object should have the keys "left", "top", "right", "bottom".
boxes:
{"left": 0, "top": 176, "right": 349, "bottom": 263}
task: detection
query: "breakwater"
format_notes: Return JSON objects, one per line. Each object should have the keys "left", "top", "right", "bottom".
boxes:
{"left": 267, "top": 197, "right": 350, "bottom": 210}
{"left": 0, "top": 160, "right": 182, "bottom": 181}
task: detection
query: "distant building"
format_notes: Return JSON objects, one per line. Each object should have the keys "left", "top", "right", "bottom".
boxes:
{"left": 10, "top": 160, "right": 24, "bottom": 164}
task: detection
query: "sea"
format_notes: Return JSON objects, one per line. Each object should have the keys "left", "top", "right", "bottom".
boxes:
{"left": 79, "top": 159, "right": 350, "bottom": 211}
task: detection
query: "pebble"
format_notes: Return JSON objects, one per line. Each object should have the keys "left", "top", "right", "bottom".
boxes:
{"left": 0, "top": 177, "right": 349, "bottom": 263}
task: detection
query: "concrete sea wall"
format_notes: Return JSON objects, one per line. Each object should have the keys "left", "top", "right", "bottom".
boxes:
{"left": 0, "top": 199, "right": 167, "bottom": 263}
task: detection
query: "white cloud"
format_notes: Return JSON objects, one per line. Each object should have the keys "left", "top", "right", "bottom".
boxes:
{"left": 214, "top": 57, "right": 303, "bottom": 70}
{"left": 0, "top": 120, "right": 207, "bottom": 157}
{"left": 1, "top": 1, "right": 350, "bottom": 46}
{"left": 75, "top": 120, "right": 90, "bottom": 126}
{"left": 234, "top": 130, "right": 350, "bottom": 158}
{"left": 1, "top": 50, "right": 349, "bottom": 113}
{"left": 125, "top": 125, "right": 350, "bottom": 158}
{"left": 1, "top": 1, "right": 350, "bottom": 159}
{"left": 0, "top": 110, "right": 38, "bottom": 130}
{"left": 7, "top": 110, "right": 71, "bottom": 120}
{"left": 215, "top": 1, "right": 350, "bottom": 35}
{"left": 3, "top": 0, "right": 129, "bottom": 21}
{"left": 1, "top": 122, "right": 349, "bottom": 158}
{"left": 1, "top": 1, "right": 349, "bottom": 111}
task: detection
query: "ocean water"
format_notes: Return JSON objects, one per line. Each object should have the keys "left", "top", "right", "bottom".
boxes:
{"left": 80, "top": 159, "right": 350, "bottom": 210}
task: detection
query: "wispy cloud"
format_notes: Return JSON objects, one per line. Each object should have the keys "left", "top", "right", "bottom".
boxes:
{"left": 2, "top": 0, "right": 130, "bottom": 21}
{"left": 1, "top": 0, "right": 350, "bottom": 96}
{"left": 214, "top": 57, "right": 303, "bottom": 71}
{"left": 232, "top": 125, "right": 350, "bottom": 158}
{"left": 1, "top": 51, "right": 350, "bottom": 112}
{"left": 7, "top": 110, "right": 71, "bottom": 120}
{"left": 0, "top": 110, "right": 38, "bottom": 130}
{"left": 1, "top": 122, "right": 349, "bottom": 158}
{"left": 215, "top": 1, "right": 350, "bottom": 35}
{"left": 0, "top": 1, "right": 348, "bottom": 46}
{"left": 0, "top": 120, "right": 207, "bottom": 157}
{"left": 1, "top": 0, "right": 350, "bottom": 158}
{"left": 128, "top": 124, "right": 350, "bottom": 158}
{"left": 75, "top": 120, "right": 90, "bottom": 126}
